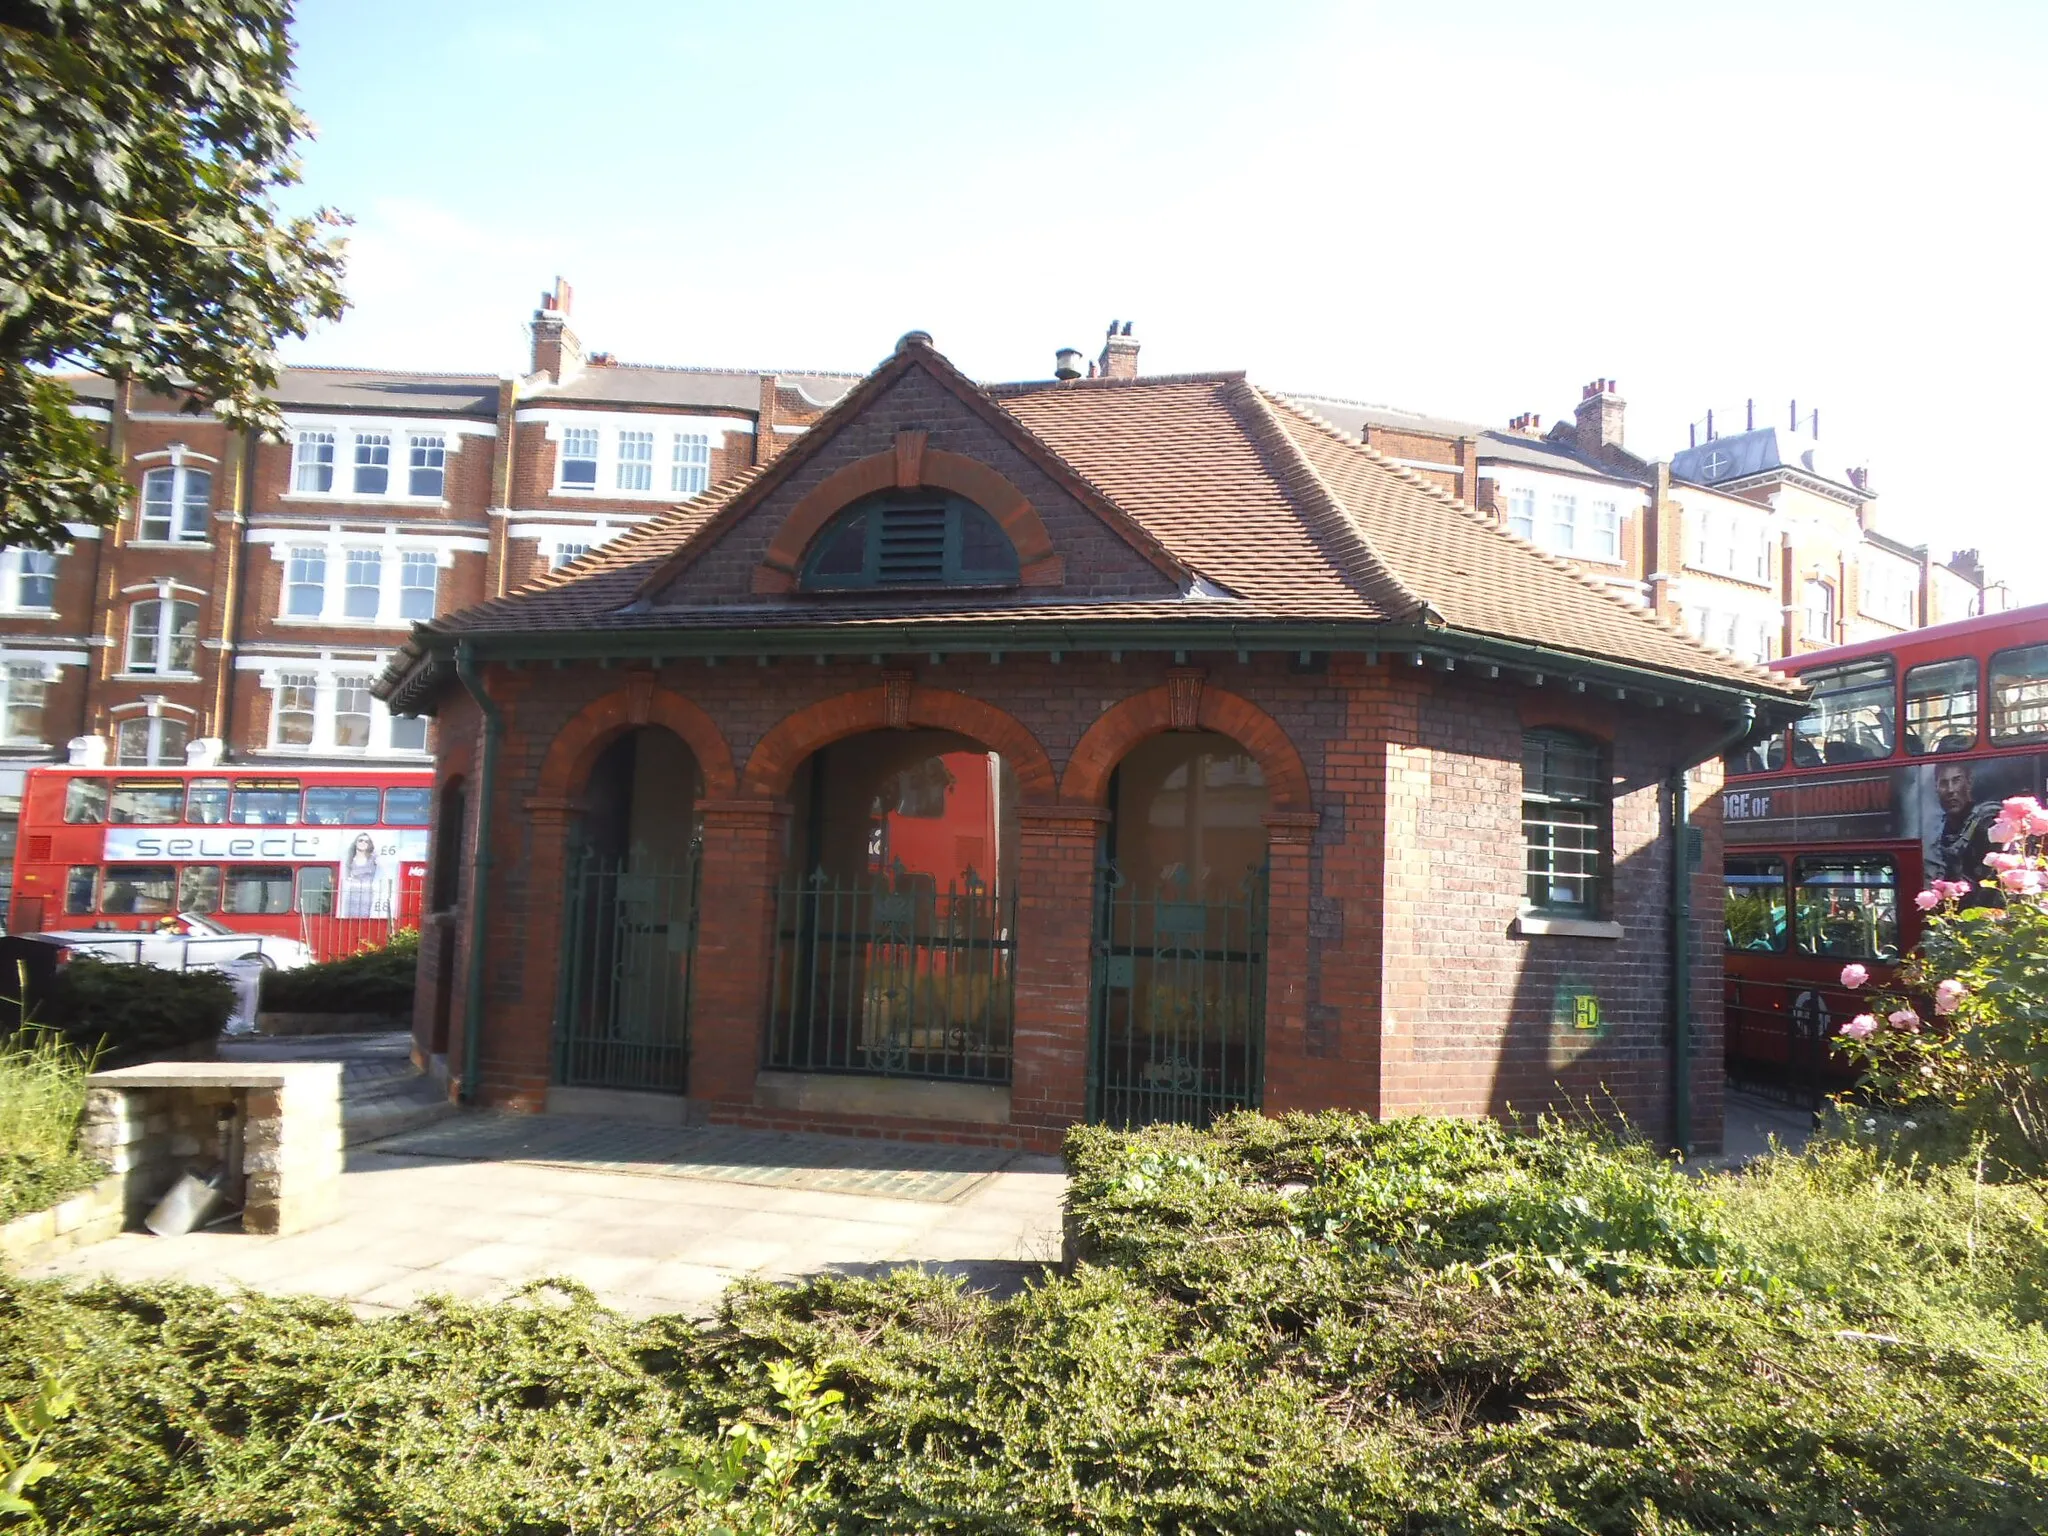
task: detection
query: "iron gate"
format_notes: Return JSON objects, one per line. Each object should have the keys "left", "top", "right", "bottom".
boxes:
{"left": 1088, "top": 862, "right": 1267, "bottom": 1127}
{"left": 766, "top": 866, "right": 1015, "bottom": 1083}
{"left": 555, "top": 847, "right": 700, "bottom": 1093}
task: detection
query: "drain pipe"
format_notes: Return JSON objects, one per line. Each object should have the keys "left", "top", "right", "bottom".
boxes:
{"left": 1669, "top": 699, "right": 1759, "bottom": 1156}
{"left": 454, "top": 642, "right": 502, "bottom": 1104}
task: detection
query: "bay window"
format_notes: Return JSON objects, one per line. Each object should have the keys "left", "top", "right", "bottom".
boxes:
{"left": 126, "top": 598, "right": 199, "bottom": 675}
{"left": 139, "top": 466, "right": 211, "bottom": 541}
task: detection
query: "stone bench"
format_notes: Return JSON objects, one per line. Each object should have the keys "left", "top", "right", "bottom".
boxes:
{"left": 80, "top": 1061, "right": 343, "bottom": 1236}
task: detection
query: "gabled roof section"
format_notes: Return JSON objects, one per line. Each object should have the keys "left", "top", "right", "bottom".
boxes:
{"left": 628, "top": 334, "right": 1192, "bottom": 601}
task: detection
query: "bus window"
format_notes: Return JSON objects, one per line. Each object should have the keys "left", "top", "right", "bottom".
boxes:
{"left": 1725, "top": 856, "right": 1788, "bottom": 952}
{"left": 1793, "top": 855, "right": 1898, "bottom": 962}
{"left": 223, "top": 866, "right": 294, "bottom": 914}
{"left": 303, "top": 785, "right": 382, "bottom": 825}
{"left": 230, "top": 782, "right": 302, "bottom": 825}
{"left": 63, "top": 779, "right": 107, "bottom": 825}
{"left": 1790, "top": 657, "right": 1895, "bottom": 766}
{"left": 1904, "top": 658, "right": 1978, "bottom": 755}
{"left": 177, "top": 866, "right": 221, "bottom": 914}
{"left": 297, "top": 866, "right": 336, "bottom": 915}
{"left": 1729, "top": 730, "right": 1785, "bottom": 777}
{"left": 382, "top": 787, "right": 431, "bottom": 826}
{"left": 186, "top": 779, "right": 230, "bottom": 825}
{"left": 1989, "top": 642, "right": 2048, "bottom": 745}
{"left": 103, "top": 866, "right": 175, "bottom": 915}
{"left": 63, "top": 866, "right": 97, "bottom": 916}
{"left": 108, "top": 780, "right": 185, "bottom": 825}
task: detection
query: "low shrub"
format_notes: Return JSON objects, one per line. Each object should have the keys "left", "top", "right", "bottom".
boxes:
{"left": 0, "top": 1030, "right": 102, "bottom": 1225}
{"left": 259, "top": 929, "right": 417, "bottom": 1015}
{"left": 0, "top": 1117, "right": 2043, "bottom": 1533}
{"left": 29, "top": 960, "right": 232, "bottom": 1069}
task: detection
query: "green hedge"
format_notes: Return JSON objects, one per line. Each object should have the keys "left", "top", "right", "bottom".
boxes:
{"left": 258, "top": 930, "right": 417, "bottom": 1015}
{"left": 26, "top": 959, "right": 234, "bottom": 1068}
{"left": 0, "top": 1116, "right": 2042, "bottom": 1532}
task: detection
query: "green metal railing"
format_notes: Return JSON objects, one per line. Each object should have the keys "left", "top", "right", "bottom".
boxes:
{"left": 1089, "top": 862, "right": 1267, "bottom": 1127}
{"left": 767, "top": 866, "right": 1015, "bottom": 1083}
{"left": 555, "top": 847, "right": 701, "bottom": 1093}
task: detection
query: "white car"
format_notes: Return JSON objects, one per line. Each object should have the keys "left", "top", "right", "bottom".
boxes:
{"left": 27, "top": 913, "right": 315, "bottom": 973}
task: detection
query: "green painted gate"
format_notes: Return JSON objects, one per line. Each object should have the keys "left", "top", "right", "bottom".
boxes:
{"left": 1088, "top": 863, "right": 1267, "bottom": 1127}
{"left": 555, "top": 847, "right": 700, "bottom": 1093}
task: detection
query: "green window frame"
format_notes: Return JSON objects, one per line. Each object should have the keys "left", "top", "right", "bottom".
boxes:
{"left": 800, "top": 490, "right": 1020, "bottom": 591}
{"left": 1521, "top": 729, "right": 1610, "bottom": 917}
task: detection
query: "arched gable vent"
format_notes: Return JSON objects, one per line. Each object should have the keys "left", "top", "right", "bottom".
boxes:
{"left": 802, "top": 489, "right": 1020, "bottom": 591}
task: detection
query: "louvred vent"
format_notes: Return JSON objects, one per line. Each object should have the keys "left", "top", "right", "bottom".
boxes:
{"left": 25, "top": 835, "right": 51, "bottom": 862}
{"left": 876, "top": 503, "right": 947, "bottom": 584}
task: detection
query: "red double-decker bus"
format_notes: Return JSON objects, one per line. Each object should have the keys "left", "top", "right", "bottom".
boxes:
{"left": 1722, "top": 602, "right": 2048, "bottom": 1101}
{"left": 7, "top": 764, "right": 432, "bottom": 962}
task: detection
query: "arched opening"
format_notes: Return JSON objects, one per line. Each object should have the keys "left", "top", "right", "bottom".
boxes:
{"left": 768, "top": 729, "right": 1019, "bottom": 1085}
{"left": 556, "top": 727, "right": 704, "bottom": 1094}
{"left": 1092, "top": 731, "right": 1270, "bottom": 1127}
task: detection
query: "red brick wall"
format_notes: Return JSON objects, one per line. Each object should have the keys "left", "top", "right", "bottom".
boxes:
{"left": 442, "top": 649, "right": 1730, "bottom": 1150}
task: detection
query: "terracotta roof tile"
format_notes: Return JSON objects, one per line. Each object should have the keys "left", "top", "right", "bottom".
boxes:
{"left": 392, "top": 349, "right": 1798, "bottom": 702}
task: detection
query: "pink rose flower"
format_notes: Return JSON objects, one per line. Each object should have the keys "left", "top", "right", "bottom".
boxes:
{"left": 1915, "top": 888, "right": 1942, "bottom": 911}
{"left": 1840, "top": 1014, "right": 1877, "bottom": 1040}
{"left": 2001, "top": 795, "right": 2043, "bottom": 822}
{"left": 1985, "top": 851, "right": 2024, "bottom": 873}
{"left": 1990, "top": 818, "right": 2023, "bottom": 847}
{"left": 1935, "top": 979, "right": 1966, "bottom": 1015}
{"left": 1998, "top": 866, "right": 2043, "bottom": 895}
{"left": 2027, "top": 809, "right": 2048, "bottom": 838}
{"left": 1888, "top": 1008, "right": 1922, "bottom": 1032}
{"left": 1840, "top": 963, "right": 1869, "bottom": 989}
{"left": 1940, "top": 880, "right": 1974, "bottom": 900}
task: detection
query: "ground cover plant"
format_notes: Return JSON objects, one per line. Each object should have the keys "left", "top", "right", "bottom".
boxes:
{"left": 258, "top": 929, "right": 418, "bottom": 1016}
{"left": 2, "top": 1110, "right": 2045, "bottom": 1533}
{"left": 0, "top": 1029, "right": 101, "bottom": 1226}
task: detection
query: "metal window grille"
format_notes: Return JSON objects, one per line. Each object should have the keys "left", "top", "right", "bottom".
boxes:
{"left": 1522, "top": 730, "right": 1606, "bottom": 914}
{"left": 768, "top": 865, "right": 1015, "bottom": 1083}
{"left": 616, "top": 430, "right": 654, "bottom": 491}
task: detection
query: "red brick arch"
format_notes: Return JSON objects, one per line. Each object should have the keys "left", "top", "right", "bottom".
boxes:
{"left": 534, "top": 681, "right": 738, "bottom": 805}
{"left": 1060, "top": 685, "right": 1313, "bottom": 812}
{"left": 741, "top": 686, "right": 1058, "bottom": 803}
{"left": 752, "top": 446, "right": 1061, "bottom": 593}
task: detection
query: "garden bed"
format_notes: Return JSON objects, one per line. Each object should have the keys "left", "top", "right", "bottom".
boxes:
{"left": 1, "top": 1113, "right": 2044, "bottom": 1532}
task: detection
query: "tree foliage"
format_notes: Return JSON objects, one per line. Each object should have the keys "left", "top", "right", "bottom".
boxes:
{"left": 0, "top": 0, "right": 347, "bottom": 545}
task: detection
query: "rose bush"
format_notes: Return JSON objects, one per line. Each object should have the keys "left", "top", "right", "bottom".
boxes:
{"left": 1835, "top": 794, "right": 2048, "bottom": 1172}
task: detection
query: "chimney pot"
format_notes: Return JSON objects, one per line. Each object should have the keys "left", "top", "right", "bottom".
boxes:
{"left": 1054, "top": 347, "right": 1084, "bottom": 382}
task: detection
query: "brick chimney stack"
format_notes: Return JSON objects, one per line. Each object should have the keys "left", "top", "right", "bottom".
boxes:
{"left": 1507, "top": 412, "right": 1543, "bottom": 436}
{"left": 530, "top": 277, "right": 582, "bottom": 383}
{"left": 1098, "top": 319, "right": 1139, "bottom": 380}
{"left": 1573, "top": 377, "right": 1624, "bottom": 460}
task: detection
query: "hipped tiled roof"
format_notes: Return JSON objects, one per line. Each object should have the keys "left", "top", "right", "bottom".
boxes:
{"left": 383, "top": 340, "right": 1799, "bottom": 702}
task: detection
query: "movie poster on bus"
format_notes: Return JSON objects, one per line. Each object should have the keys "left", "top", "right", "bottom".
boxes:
{"left": 1901, "top": 752, "right": 2048, "bottom": 902}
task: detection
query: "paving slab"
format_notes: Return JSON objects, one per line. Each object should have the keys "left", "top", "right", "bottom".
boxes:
{"left": 21, "top": 1108, "right": 1068, "bottom": 1318}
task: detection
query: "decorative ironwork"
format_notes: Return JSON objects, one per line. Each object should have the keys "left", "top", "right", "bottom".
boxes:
{"left": 554, "top": 845, "right": 700, "bottom": 1093}
{"left": 1088, "top": 861, "right": 1267, "bottom": 1127}
{"left": 767, "top": 861, "right": 1015, "bottom": 1083}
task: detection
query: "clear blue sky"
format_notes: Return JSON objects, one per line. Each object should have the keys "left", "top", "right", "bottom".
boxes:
{"left": 281, "top": 0, "right": 2048, "bottom": 597}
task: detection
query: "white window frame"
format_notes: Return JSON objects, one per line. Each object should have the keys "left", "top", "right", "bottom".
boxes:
{"left": 398, "top": 551, "right": 439, "bottom": 620}
{"left": 615, "top": 429, "right": 655, "bottom": 492}
{"left": 272, "top": 671, "right": 318, "bottom": 748}
{"left": 113, "top": 709, "right": 192, "bottom": 767}
{"left": 1548, "top": 493, "right": 1578, "bottom": 554}
{"left": 0, "top": 549, "right": 58, "bottom": 613}
{"left": 343, "top": 547, "right": 383, "bottom": 621}
{"left": 1589, "top": 500, "right": 1621, "bottom": 562}
{"left": 269, "top": 538, "right": 464, "bottom": 628}
{"left": 331, "top": 673, "right": 374, "bottom": 752}
{"left": 287, "top": 547, "right": 326, "bottom": 618}
{"left": 0, "top": 660, "right": 50, "bottom": 746}
{"left": 125, "top": 596, "right": 199, "bottom": 677}
{"left": 1506, "top": 487, "right": 1535, "bottom": 540}
{"left": 258, "top": 663, "right": 429, "bottom": 757}
{"left": 293, "top": 430, "right": 336, "bottom": 493}
{"left": 558, "top": 426, "right": 601, "bottom": 490}
{"left": 550, "top": 541, "right": 592, "bottom": 571}
{"left": 138, "top": 464, "right": 212, "bottom": 543}
{"left": 672, "top": 432, "right": 711, "bottom": 496}
{"left": 1804, "top": 580, "right": 1835, "bottom": 644}
{"left": 351, "top": 432, "right": 392, "bottom": 496}
{"left": 407, "top": 433, "right": 447, "bottom": 498}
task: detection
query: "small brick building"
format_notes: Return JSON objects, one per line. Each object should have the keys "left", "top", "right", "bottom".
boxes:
{"left": 380, "top": 333, "right": 1804, "bottom": 1152}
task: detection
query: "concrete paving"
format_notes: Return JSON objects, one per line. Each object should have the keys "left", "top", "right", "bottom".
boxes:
{"left": 23, "top": 1126, "right": 1067, "bottom": 1318}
